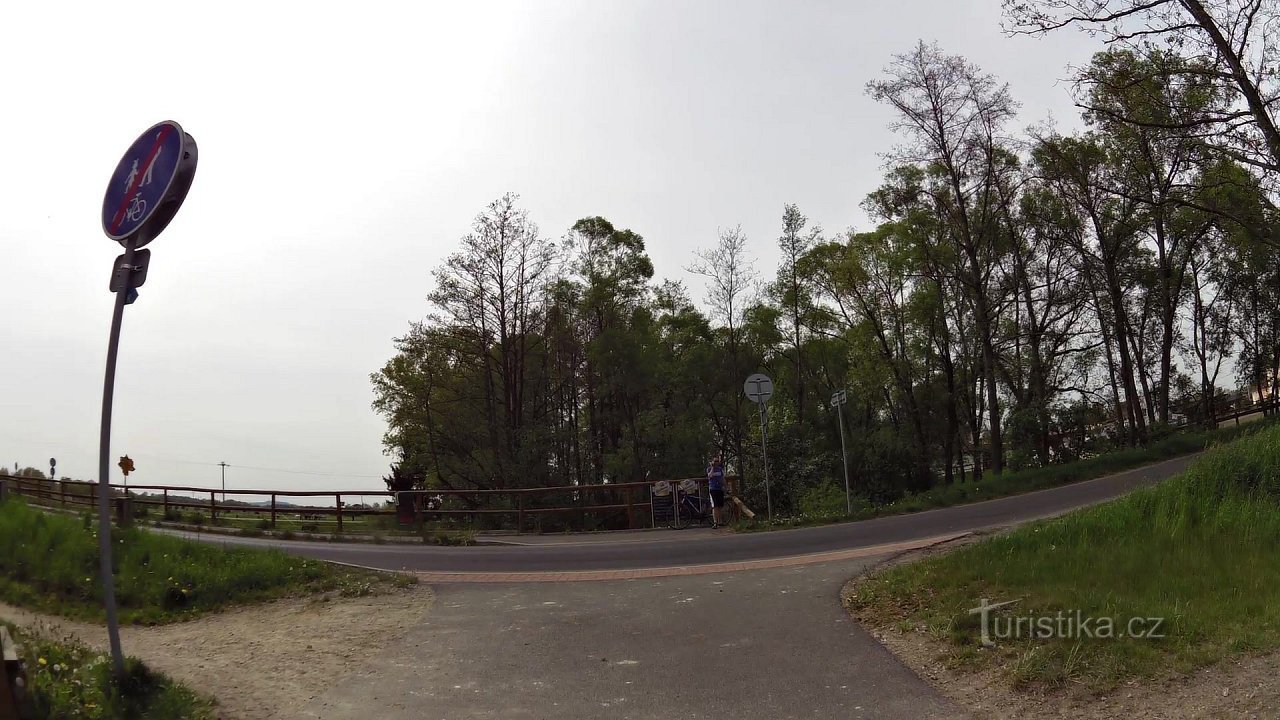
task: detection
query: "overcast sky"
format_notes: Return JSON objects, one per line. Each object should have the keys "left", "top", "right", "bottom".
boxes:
{"left": 0, "top": 0, "right": 1102, "bottom": 498}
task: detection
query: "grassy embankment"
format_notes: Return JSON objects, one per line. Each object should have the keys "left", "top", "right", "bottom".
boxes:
{"left": 847, "top": 420, "right": 1280, "bottom": 689}
{"left": 0, "top": 499, "right": 413, "bottom": 625}
{"left": 740, "top": 416, "right": 1278, "bottom": 531}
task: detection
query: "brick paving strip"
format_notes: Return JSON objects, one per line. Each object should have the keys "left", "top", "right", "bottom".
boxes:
{"left": 411, "top": 531, "right": 970, "bottom": 582}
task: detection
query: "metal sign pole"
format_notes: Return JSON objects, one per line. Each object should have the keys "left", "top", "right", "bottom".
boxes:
{"left": 836, "top": 393, "right": 851, "bottom": 514}
{"left": 759, "top": 404, "right": 772, "bottom": 520}
{"left": 93, "top": 121, "right": 196, "bottom": 679}
{"left": 96, "top": 237, "right": 134, "bottom": 677}
{"left": 742, "top": 373, "right": 774, "bottom": 521}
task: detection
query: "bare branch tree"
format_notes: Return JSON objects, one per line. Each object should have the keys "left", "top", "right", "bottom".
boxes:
{"left": 1005, "top": 0, "right": 1280, "bottom": 172}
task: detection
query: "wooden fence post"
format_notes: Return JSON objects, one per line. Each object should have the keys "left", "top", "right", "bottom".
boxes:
{"left": 60, "top": 480, "right": 67, "bottom": 508}
{"left": 1, "top": 625, "right": 23, "bottom": 717}
{"left": 517, "top": 493, "right": 525, "bottom": 535}
{"left": 210, "top": 491, "right": 217, "bottom": 522}
{"left": 162, "top": 489, "right": 169, "bottom": 518}
{"left": 270, "top": 494, "right": 277, "bottom": 527}
{"left": 335, "top": 494, "right": 343, "bottom": 533}
{"left": 626, "top": 486, "right": 636, "bottom": 529}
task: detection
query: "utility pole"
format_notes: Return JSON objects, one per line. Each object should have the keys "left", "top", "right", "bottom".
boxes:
{"left": 219, "top": 461, "right": 228, "bottom": 502}
{"left": 831, "top": 390, "right": 851, "bottom": 514}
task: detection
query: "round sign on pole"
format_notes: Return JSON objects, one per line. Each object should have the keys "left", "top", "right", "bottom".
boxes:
{"left": 744, "top": 373, "right": 774, "bottom": 404}
{"left": 101, "top": 121, "right": 197, "bottom": 246}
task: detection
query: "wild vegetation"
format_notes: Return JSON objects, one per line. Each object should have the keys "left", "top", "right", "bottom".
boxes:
{"left": 0, "top": 499, "right": 409, "bottom": 624}
{"left": 5, "top": 622, "right": 214, "bottom": 720}
{"left": 373, "top": 1, "right": 1280, "bottom": 520}
{"left": 847, "top": 418, "right": 1280, "bottom": 689}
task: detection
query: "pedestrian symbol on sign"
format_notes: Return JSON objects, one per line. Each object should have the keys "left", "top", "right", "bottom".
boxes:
{"left": 124, "top": 154, "right": 158, "bottom": 192}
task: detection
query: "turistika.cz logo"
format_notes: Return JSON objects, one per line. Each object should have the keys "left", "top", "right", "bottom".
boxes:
{"left": 967, "top": 598, "right": 1166, "bottom": 647}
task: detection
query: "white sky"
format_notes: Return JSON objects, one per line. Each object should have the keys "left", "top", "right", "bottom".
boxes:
{"left": 0, "top": 0, "right": 1102, "bottom": 497}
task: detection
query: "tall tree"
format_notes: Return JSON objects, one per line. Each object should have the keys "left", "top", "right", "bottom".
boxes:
{"left": 1083, "top": 49, "right": 1226, "bottom": 424}
{"left": 1007, "top": 0, "right": 1280, "bottom": 173}
{"left": 771, "top": 204, "right": 821, "bottom": 428}
{"left": 688, "top": 226, "right": 760, "bottom": 481}
{"left": 868, "top": 41, "right": 1018, "bottom": 475}
{"left": 1033, "top": 134, "right": 1150, "bottom": 444}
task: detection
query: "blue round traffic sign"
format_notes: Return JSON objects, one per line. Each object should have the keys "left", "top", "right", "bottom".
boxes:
{"left": 102, "top": 121, "right": 188, "bottom": 243}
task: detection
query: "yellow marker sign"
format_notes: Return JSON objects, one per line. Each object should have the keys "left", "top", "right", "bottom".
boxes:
{"left": 118, "top": 456, "right": 135, "bottom": 476}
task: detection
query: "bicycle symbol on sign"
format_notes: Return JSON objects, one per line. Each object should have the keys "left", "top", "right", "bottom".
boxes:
{"left": 124, "top": 193, "right": 147, "bottom": 223}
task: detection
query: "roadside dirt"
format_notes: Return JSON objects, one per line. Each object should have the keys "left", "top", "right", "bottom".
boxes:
{"left": 861, "top": 623, "right": 1279, "bottom": 719}
{"left": 1, "top": 585, "right": 433, "bottom": 720}
{"left": 844, "top": 543, "right": 1280, "bottom": 719}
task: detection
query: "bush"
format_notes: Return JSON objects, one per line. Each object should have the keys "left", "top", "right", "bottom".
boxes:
{"left": 797, "top": 482, "right": 852, "bottom": 517}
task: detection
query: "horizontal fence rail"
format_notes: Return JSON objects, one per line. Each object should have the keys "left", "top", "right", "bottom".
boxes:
{"left": 3, "top": 474, "right": 743, "bottom": 534}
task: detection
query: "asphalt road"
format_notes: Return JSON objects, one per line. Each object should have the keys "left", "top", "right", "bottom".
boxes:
{"left": 178, "top": 454, "right": 1198, "bottom": 574}
{"left": 290, "top": 557, "right": 959, "bottom": 720}
{"left": 206, "top": 456, "right": 1198, "bottom": 720}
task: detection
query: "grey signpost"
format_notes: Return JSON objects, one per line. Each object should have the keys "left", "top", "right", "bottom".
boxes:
{"left": 831, "top": 390, "right": 851, "bottom": 514}
{"left": 97, "top": 121, "right": 198, "bottom": 675}
{"left": 743, "top": 373, "right": 774, "bottom": 520}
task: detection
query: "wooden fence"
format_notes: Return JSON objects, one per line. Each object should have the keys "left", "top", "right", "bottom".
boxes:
{"left": 3, "top": 474, "right": 739, "bottom": 533}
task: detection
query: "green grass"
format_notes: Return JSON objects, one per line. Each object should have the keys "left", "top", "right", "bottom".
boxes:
{"left": 847, "top": 420, "right": 1280, "bottom": 690}
{"left": 739, "top": 417, "right": 1279, "bottom": 531}
{"left": 0, "top": 500, "right": 412, "bottom": 625}
{"left": 5, "top": 622, "right": 215, "bottom": 719}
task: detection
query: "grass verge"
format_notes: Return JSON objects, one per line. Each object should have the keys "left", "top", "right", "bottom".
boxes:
{"left": 4, "top": 621, "right": 214, "bottom": 719}
{"left": 739, "top": 417, "right": 1278, "bottom": 531}
{"left": 846, "top": 420, "right": 1280, "bottom": 690}
{"left": 0, "top": 500, "right": 415, "bottom": 625}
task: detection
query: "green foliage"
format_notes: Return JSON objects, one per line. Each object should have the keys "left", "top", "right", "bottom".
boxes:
{"left": 797, "top": 482, "right": 855, "bottom": 517}
{"left": 373, "top": 57, "right": 1280, "bottom": 534}
{"left": 741, "top": 419, "right": 1276, "bottom": 531}
{"left": 0, "top": 500, "right": 400, "bottom": 624}
{"left": 420, "top": 528, "right": 475, "bottom": 546}
{"left": 11, "top": 624, "right": 214, "bottom": 719}
{"left": 849, "top": 422, "right": 1280, "bottom": 689}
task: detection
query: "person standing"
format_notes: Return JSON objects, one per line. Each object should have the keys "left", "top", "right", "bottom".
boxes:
{"left": 706, "top": 455, "right": 726, "bottom": 528}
